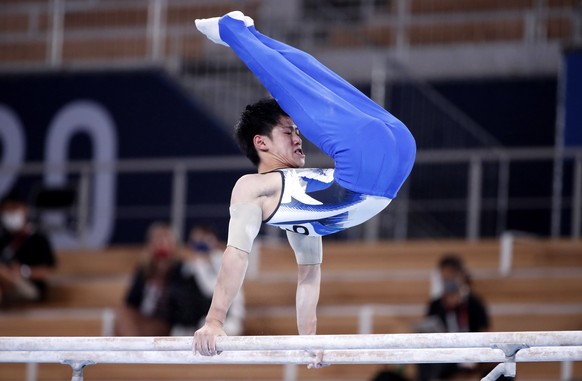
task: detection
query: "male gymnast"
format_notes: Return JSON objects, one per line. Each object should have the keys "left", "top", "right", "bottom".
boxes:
{"left": 192, "top": 11, "right": 416, "bottom": 366}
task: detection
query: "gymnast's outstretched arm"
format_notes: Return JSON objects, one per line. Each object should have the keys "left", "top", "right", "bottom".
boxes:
{"left": 193, "top": 245, "right": 248, "bottom": 356}
{"left": 194, "top": 177, "right": 262, "bottom": 356}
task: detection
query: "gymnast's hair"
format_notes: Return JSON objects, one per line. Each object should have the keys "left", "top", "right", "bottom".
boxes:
{"left": 234, "top": 97, "right": 289, "bottom": 166}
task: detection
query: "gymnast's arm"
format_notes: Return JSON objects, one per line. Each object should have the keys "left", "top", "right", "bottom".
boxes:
{"left": 296, "top": 262, "right": 321, "bottom": 335}
{"left": 193, "top": 245, "right": 249, "bottom": 356}
{"left": 194, "top": 178, "right": 262, "bottom": 356}
{"left": 286, "top": 231, "right": 323, "bottom": 335}
{"left": 287, "top": 231, "right": 327, "bottom": 368}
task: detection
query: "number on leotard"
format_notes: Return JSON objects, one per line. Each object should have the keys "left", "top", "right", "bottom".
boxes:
{"left": 292, "top": 225, "right": 309, "bottom": 235}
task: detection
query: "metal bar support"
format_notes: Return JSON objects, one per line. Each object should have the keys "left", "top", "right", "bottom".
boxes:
{"left": 61, "top": 360, "right": 95, "bottom": 381}
{"left": 482, "top": 343, "right": 529, "bottom": 380}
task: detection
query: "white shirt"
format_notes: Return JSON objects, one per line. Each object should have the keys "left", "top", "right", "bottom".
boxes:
{"left": 171, "top": 249, "right": 245, "bottom": 336}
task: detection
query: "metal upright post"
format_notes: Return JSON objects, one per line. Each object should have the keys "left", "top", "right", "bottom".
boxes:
{"left": 62, "top": 360, "right": 95, "bottom": 381}
{"left": 551, "top": 52, "right": 567, "bottom": 238}
{"left": 171, "top": 164, "right": 187, "bottom": 243}
{"left": 48, "top": 0, "right": 64, "bottom": 67}
{"left": 76, "top": 166, "right": 91, "bottom": 248}
{"left": 572, "top": 155, "right": 582, "bottom": 238}
{"left": 496, "top": 157, "right": 510, "bottom": 235}
{"left": 148, "top": 0, "right": 167, "bottom": 62}
{"left": 467, "top": 157, "right": 483, "bottom": 241}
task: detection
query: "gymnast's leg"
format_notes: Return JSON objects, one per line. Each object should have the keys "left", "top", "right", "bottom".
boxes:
{"left": 246, "top": 25, "right": 416, "bottom": 195}
{"left": 195, "top": 12, "right": 385, "bottom": 121}
{"left": 247, "top": 27, "right": 396, "bottom": 125}
{"left": 248, "top": 25, "right": 417, "bottom": 196}
{"left": 197, "top": 13, "right": 415, "bottom": 197}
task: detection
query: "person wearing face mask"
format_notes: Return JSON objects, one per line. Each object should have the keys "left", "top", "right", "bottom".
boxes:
{"left": 170, "top": 224, "right": 245, "bottom": 337}
{"left": 416, "top": 254, "right": 490, "bottom": 381}
{"left": 0, "top": 190, "right": 56, "bottom": 306}
{"left": 0, "top": 189, "right": 56, "bottom": 306}
{"left": 114, "top": 222, "right": 182, "bottom": 336}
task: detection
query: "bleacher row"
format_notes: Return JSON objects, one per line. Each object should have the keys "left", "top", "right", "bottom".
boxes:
{"left": 0, "top": 0, "right": 577, "bottom": 66}
{"left": 0, "top": 238, "right": 581, "bottom": 380}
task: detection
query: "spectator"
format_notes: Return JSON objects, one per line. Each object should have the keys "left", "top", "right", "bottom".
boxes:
{"left": 0, "top": 189, "right": 56, "bottom": 306}
{"left": 429, "top": 253, "right": 468, "bottom": 300}
{"left": 115, "top": 222, "right": 181, "bottom": 336}
{"left": 170, "top": 224, "right": 245, "bottom": 336}
{"left": 416, "top": 254, "right": 490, "bottom": 381}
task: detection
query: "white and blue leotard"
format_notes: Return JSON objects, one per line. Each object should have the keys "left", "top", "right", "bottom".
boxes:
{"left": 265, "top": 168, "right": 391, "bottom": 236}
{"left": 218, "top": 15, "right": 416, "bottom": 236}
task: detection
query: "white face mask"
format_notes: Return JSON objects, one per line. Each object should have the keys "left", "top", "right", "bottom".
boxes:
{"left": 2, "top": 211, "right": 26, "bottom": 232}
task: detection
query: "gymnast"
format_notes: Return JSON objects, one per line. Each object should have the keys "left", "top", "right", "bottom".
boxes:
{"left": 192, "top": 11, "right": 416, "bottom": 368}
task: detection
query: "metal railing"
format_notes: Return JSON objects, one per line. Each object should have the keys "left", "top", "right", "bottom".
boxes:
{"left": 1, "top": 146, "right": 581, "bottom": 249}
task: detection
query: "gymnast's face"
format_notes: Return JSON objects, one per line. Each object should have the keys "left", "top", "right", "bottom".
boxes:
{"left": 258, "top": 116, "right": 305, "bottom": 169}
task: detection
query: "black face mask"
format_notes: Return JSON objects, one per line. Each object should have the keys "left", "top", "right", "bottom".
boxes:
{"left": 191, "top": 241, "right": 210, "bottom": 253}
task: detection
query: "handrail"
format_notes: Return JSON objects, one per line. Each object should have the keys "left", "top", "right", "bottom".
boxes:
{"left": 1, "top": 147, "right": 581, "bottom": 245}
{"left": 2, "top": 146, "right": 578, "bottom": 175}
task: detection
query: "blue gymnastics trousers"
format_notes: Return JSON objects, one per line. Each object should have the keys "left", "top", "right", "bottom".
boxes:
{"left": 219, "top": 15, "right": 416, "bottom": 199}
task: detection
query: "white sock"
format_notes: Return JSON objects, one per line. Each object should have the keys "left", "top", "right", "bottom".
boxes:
{"left": 194, "top": 11, "right": 255, "bottom": 47}
{"left": 222, "top": 11, "right": 255, "bottom": 27}
{"left": 194, "top": 16, "right": 228, "bottom": 46}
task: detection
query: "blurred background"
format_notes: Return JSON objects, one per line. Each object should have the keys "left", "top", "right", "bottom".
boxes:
{"left": 0, "top": 1, "right": 581, "bottom": 381}
{"left": 0, "top": 0, "right": 581, "bottom": 246}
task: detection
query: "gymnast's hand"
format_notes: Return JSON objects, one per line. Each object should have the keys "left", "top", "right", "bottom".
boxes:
{"left": 193, "top": 320, "right": 226, "bottom": 356}
{"left": 307, "top": 350, "right": 329, "bottom": 369}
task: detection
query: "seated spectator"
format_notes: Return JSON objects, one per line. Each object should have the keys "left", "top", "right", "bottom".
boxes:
{"left": 416, "top": 254, "right": 490, "bottom": 381}
{"left": 170, "top": 224, "right": 245, "bottom": 336}
{"left": 429, "top": 253, "right": 467, "bottom": 300}
{"left": 115, "top": 222, "right": 181, "bottom": 336}
{"left": 0, "top": 189, "right": 56, "bottom": 306}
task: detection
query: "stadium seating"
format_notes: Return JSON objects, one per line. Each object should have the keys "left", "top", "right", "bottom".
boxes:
{"left": 0, "top": 238, "right": 580, "bottom": 380}
{"left": 0, "top": 0, "right": 577, "bottom": 65}
{"left": 0, "top": 1, "right": 580, "bottom": 379}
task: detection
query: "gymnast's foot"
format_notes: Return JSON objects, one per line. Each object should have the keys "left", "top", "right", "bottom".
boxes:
{"left": 194, "top": 11, "right": 254, "bottom": 47}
